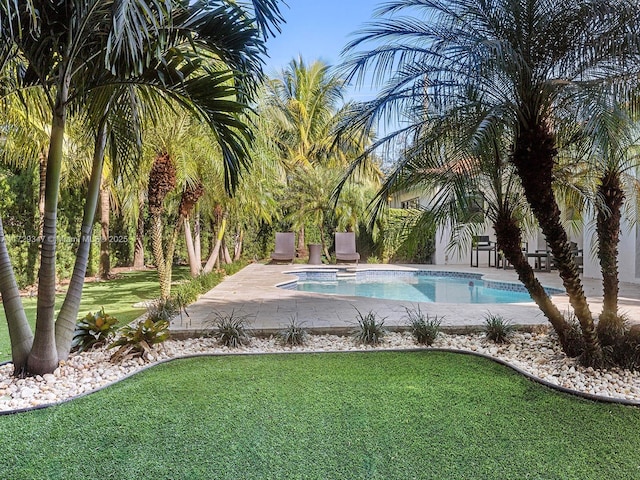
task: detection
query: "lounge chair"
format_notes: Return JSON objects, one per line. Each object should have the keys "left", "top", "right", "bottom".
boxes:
{"left": 471, "top": 235, "right": 496, "bottom": 267}
{"left": 270, "top": 232, "right": 296, "bottom": 263}
{"left": 335, "top": 232, "right": 360, "bottom": 264}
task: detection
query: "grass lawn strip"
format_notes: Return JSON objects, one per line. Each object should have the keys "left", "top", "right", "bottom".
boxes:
{"left": 1, "top": 352, "right": 639, "bottom": 479}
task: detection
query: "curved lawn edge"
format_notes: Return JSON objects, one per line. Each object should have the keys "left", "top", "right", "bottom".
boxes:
{"left": 1, "top": 347, "right": 639, "bottom": 416}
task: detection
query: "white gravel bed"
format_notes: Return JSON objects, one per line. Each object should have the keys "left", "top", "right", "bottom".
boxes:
{"left": 1, "top": 330, "right": 639, "bottom": 413}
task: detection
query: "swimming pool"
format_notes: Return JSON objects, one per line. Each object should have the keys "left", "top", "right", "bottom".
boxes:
{"left": 281, "top": 270, "right": 562, "bottom": 304}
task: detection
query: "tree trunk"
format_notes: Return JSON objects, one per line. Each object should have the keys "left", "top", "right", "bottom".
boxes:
{"left": 233, "top": 229, "right": 243, "bottom": 261}
{"left": 133, "top": 193, "right": 145, "bottom": 268}
{"left": 194, "top": 210, "right": 202, "bottom": 268}
{"left": 55, "top": 118, "right": 107, "bottom": 361}
{"left": 493, "top": 213, "right": 577, "bottom": 355}
{"left": 184, "top": 217, "right": 200, "bottom": 276}
{"left": 203, "top": 215, "right": 226, "bottom": 273}
{"left": 512, "top": 122, "right": 602, "bottom": 366}
{"left": 222, "top": 239, "right": 232, "bottom": 264}
{"left": 98, "top": 185, "right": 110, "bottom": 279}
{"left": 0, "top": 216, "right": 33, "bottom": 375}
{"left": 595, "top": 169, "right": 625, "bottom": 344}
{"left": 150, "top": 214, "right": 171, "bottom": 300}
{"left": 297, "top": 225, "right": 305, "bottom": 255}
{"left": 29, "top": 86, "right": 68, "bottom": 376}
{"left": 38, "top": 150, "right": 46, "bottom": 242}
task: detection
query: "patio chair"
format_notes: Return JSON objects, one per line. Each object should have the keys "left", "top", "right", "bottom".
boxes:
{"left": 335, "top": 232, "right": 360, "bottom": 264}
{"left": 470, "top": 235, "right": 496, "bottom": 267}
{"left": 270, "top": 232, "right": 296, "bottom": 263}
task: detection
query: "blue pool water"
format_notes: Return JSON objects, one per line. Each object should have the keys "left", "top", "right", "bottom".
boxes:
{"left": 285, "top": 271, "right": 557, "bottom": 304}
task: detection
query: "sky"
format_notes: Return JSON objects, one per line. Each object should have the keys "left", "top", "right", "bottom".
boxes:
{"left": 263, "top": 0, "right": 381, "bottom": 99}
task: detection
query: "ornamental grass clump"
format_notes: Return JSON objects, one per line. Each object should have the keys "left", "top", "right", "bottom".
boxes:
{"left": 483, "top": 313, "right": 515, "bottom": 344}
{"left": 278, "top": 316, "right": 307, "bottom": 346}
{"left": 405, "top": 306, "right": 442, "bottom": 346}
{"left": 352, "top": 309, "right": 386, "bottom": 345}
{"left": 212, "top": 311, "right": 252, "bottom": 348}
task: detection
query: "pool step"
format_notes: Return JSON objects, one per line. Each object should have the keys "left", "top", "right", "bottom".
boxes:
{"left": 336, "top": 272, "right": 357, "bottom": 279}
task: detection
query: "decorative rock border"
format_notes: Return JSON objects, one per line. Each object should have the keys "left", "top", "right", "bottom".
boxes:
{"left": 1, "top": 331, "right": 639, "bottom": 415}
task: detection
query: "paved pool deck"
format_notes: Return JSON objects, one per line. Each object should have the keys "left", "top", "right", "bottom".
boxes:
{"left": 170, "top": 263, "right": 640, "bottom": 336}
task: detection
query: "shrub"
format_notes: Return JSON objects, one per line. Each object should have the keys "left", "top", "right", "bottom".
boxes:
{"left": 72, "top": 308, "right": 119, "bottom": 352}
{"left": 278, "top": 316, "right": 307, "bottom": 346}
{"left": 366, "top": 255, "right": 380, "bottom": 264}
{"left": 352, "top": 309, "right": 386, "bottom": 345}
{"left": 212, "top": 311, "right": 251, "bottom": 348}
{"left": 147, "top": 298, "right": 179, "bottom": 323}
{"left": 109, "top": 318, "right": 170, "bottom": 362}
{"left": 405, "top": 306, "right": 442, "bottom": 346}
{"left": 483, "top": 313, "right": 514, "bottom": 344}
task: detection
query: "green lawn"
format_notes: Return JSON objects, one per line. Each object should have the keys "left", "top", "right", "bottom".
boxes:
{"left": 0, "top": 268, "right": 191, "bottom": 362}
{"left": 1, "top": 351, "right": 639, "bottom": 479}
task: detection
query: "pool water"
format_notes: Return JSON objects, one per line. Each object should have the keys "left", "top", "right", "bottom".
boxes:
{"left": 293, "top": 274, "right": 536, "bottom": 304}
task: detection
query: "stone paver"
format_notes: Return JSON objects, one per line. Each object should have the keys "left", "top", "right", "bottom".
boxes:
{"left": 172, "top": 263, "right": 640, "bottom": 336}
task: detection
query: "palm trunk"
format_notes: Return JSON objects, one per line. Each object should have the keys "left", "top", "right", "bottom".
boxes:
{"left": 194, "top": 210, "right": 202, "bottom": 267}
{"left": 595, "top": 169, "right": 624, "bottom": 344}
{"left": 297, "top": 225, "right": 305, "bottom": 255}
{"left": 98, "top": 185, "right": 110, "bottom": 279}
{"left": 29, "top": 87, "right": 68, "bottom": 376}
{"left": 203, "top": 215, "right": 226, "bottom": 273}
{"left": 493, "top": 213, "right": 577, "bottom": 355}
{"left": 0, "top": 216, "right": 33, "bottom": 375}
{"left": 55, "top": 118, "right": 107, "bottom": 361}
{"left": 512, "top": 123, "right": 602, "bottom": 366}
{"left": 38, "top": 150, "right": 46, "bottom": 241}
{"left": 233, "top": 229, "right": 243, "bottom": 261}
{"left": 222, "top": 240, "right": 232, "bottom": 264}
{"left": 150, "top": 214, "right": 170, "bottom": 300}
{"left": 133, "top": 193, "right": 145, "bottom": 268}
{"left": 184, "top": 217, "right": 200, "bottom": 276}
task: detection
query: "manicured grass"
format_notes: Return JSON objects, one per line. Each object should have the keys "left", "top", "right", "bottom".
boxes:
{"left": 1, "top": 351, "right": 639, "bottom": 479}
{"left": 0, "top": 268, "right": 191, "bottom": 362}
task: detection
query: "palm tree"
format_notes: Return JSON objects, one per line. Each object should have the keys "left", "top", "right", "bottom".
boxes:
{"left": 341, "top": 0, "right": 640, "bottom": 366}
{"left": 261, "top": 57, "right": 379, "bottom": 251}
{"left": 0, "top": 0, "right": 284, "bottom": 375}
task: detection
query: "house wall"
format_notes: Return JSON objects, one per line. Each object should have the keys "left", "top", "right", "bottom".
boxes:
{"left": 583, "top": 216, "right": 640, "bottom": 284}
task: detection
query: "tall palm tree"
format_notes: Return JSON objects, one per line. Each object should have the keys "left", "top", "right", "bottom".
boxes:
{"left": 0, "top": 0, "right": 284, "bottom": 375}
{"left": 341, "top": 0, "right": 640, "bottom": 366}
{"left": 261, "top": 57, "right": 379, "bottom": 251}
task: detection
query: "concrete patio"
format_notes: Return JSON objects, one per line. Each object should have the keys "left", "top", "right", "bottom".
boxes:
{"left": 170, "top": 263, "right": 640, "bottom": 337}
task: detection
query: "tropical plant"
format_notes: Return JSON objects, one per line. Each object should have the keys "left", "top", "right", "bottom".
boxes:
{"left": 405, "top": 306, "right": 441, "bottom": 346}
{"left": 109, "top": 317, "right": 170, "bottom": 362}
{"left": 0, "top": 0, "right": 284, "bottom": 375}
{"left": 259, "top": 57, "right": 379, "bottom": 252}
{"left": 340, "top": 0, "right": 640, "bottom": 366}
{"left": 352, "top": 309, "right": 386, "bottom": 345}
{"left": 71, "top": 308, "right": 119, "bottom": 353}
